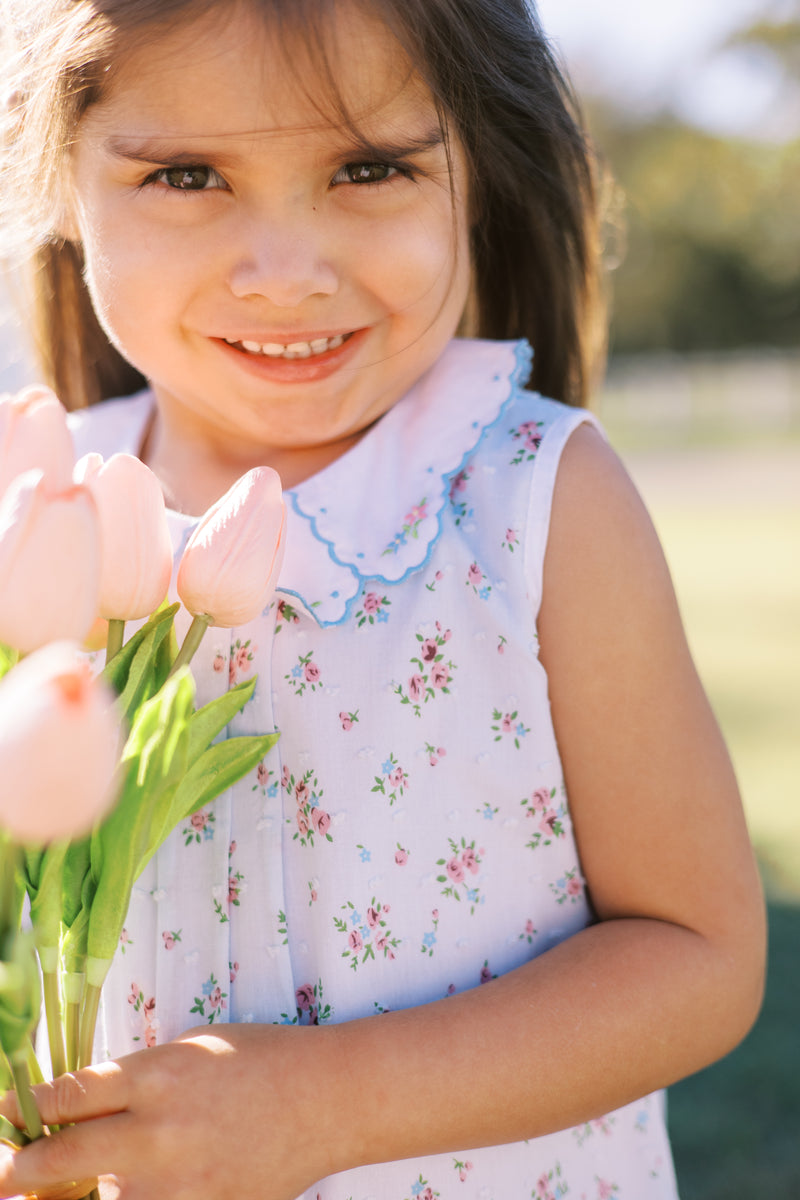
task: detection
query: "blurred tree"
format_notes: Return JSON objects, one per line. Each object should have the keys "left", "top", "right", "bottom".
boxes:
{"left": 588, "top": 110, "right": 799, "bottom": 353}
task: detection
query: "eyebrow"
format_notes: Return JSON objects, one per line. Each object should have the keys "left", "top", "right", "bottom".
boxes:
{"left": 105, "top": 126, "right": 446, "bottom": 166}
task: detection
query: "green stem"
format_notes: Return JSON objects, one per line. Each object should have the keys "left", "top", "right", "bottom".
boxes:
{"left": 25, "top": 1038, "right": 44, "bottom": 1086}
{"left": 42, "top": 970, "right": 67, "bottom": 1079}
{"left": 77, "top": 984, "right": 102, "bottom": 1070}
{"left": 9, "top": 1054, "right": 43, "bottom": 1141}
{"left": 66, "top": 999, "right": 82, "bottom": 1073}
{"left": 105, "top": 618, "right": 125, "bottom": 665}
{"left": 168, "top": 613, "right": 212, "bottom": 678}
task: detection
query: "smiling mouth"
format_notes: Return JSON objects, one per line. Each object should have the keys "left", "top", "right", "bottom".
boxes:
{"left": 223, "top": 333, "right": 352, "bottom": 359}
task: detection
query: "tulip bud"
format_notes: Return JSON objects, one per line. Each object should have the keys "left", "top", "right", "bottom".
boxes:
{"left": 74, "top": 452, "right": 173, "bottom": 621}
{"left": 0, "top": 469, "right": 100, "bottom": 653}
{"left": 0, "top": 386, "right": 74, "bottom": 499}
{"left": 176, "top": 467, "right": 285, "bottom": 627}
{"left": 0, "top": 641, "right": 120, "bottom": 843}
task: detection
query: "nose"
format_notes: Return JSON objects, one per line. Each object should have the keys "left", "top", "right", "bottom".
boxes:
{"left": 226, "top": 214, "right": 339, "bottom": 306}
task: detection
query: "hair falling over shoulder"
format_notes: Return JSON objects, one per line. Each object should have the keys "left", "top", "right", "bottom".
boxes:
{"left": 0, "top": 0, "right": 608, "bottom": 410}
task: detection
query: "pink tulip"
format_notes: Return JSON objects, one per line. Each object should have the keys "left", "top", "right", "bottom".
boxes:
{"left": 176, "top": 467, "right": 285, "bottom": 627}
{"left": 0, "top": 386, "right": 74, "bottom": 499}
{"left": 0, "top": 640, "right": 120, "bottom": 843}
{"left": 74, "top": 452, "right": 173, "bottom": 620}
{"left": 0, "top": 469, "right": 100, "bottom": 652}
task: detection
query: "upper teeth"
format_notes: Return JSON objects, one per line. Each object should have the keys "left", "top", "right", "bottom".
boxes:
{"left": 225, "top": 334, "right": 346, "bottom": 358}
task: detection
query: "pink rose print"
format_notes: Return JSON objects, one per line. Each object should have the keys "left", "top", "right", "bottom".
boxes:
{"left": 550, "top": 867, "right": 585, "bottom": 905}
{"left": 235, "top": 644, "right": 251, "bottom": 673}
{"left": 597, "top": 1182, "right": 618, "bottom": 1200}
{"left": 285, "top": 650, "right": 322, "bottom": 695}
{"left": 491, "top": 707, "right": 530, "bottom": 749}
{"left": 119, "top": 928, "right": 132, "bottom": 954}
{"left": 420, "top": 638, "right": 438, "bottom": 662}
{"left": 256, "top": 760, "right": 269, "bottom": 787}
{"left": 212, "top": 652, "right": 226, "bottom": 673}
{"left": 338, "top": 710, "right": 359, "bottom": 731}
{"left": 566, "top": 875, "right": 582, "bottom": 897}
{"left": 144, "top": 1027, "right": 157, "bottom": 1048}
{"left": 286, "top": 765, "right": 331, "bottom": 847}
{"left": 183, "top": 808, "right": 215, "bottom": 845}
{"left": 228, "top": 637, "right": 256, "bottom": 686}
{"left": 497, "top": 634, "right": 507, "bottom": 654}
{"left": 480, "top": 961, "right": 496, "bottom": 984}
{"left": 191, "top": 973, "right": 228, "bottom": 1024}
{"left": 501, "top": 714, "right": 513, "bottom": 733}
{"left": 396, "top": 623, "right": 456, "bottom": 716}
{"left": 467, "top": 562, "right": 483, "bottom": 586}
{"left": 430, "top": 662, "right": 450, "bottom": 688}
{"left": 455, "top": 1159, "right": 473, "bottom": 1182}
{"left": 274, "top": 598, "right": 301, "bottom": 633}
{"left": 461, "top": 847, "right": 479, "bottom": 874}
{"left": 532, "top": 787, "right": 550, "bottom": 810}
{"left": 382, "top": 495, "right": 428, "bottom": 555}
{"left": 437, "top": 839, "right": 483, "bottom": 913}
{"left": 296, "top": 983, "right": 315, "bottom": 1011}
{"left": 445, "top": 856, "right": 465, "bottom": 884}
{"left": 389, "top": 766, "right": 404, "bottom": 787}
{"left": 228, "top": 874, "right": 241, "bottom": 904}
{"left": 281, "top": 764, "right": 291, "bottom": 789}
{"left": 161, "top": 930, "right": 182, "bottom": 950}
{"left": 311, "top": 807, "right": 331, "bottom": 836}
{"left": 502, "top": 528, "right": 518, "bottom": 552}
{"left": 230, "top": 961, "right": 239, "bottom": 983}
{"left": 394, "top": 847, "right": 409, "bottom": 866}
{"left": 363, "top": 592, "right": 381, "bottom": 615}
{"left": 509, "top": 418, "right": 544, "bottom": 465}
{"left": 348, "top": 929, "right": 363, "bottom": 953}
{"left": 335, "top": 898, "right": 400, "bottom": 970}
{"left": 372, "top": 753, "right": 408, "bottom": 805}
{"left": 128, "top": 983, "right": 138, "bottom": 1006}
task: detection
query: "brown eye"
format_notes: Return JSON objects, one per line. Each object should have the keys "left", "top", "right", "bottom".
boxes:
{"left": 335, "top": 162, "right": 397, "bottom": 185}
{"left": 155, "top": 165, "right": 225, "bottom": 191}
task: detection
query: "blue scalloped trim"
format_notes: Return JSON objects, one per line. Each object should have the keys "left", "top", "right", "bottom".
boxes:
{"left": 282, "top": 340, "right": 534, "bottom": 628}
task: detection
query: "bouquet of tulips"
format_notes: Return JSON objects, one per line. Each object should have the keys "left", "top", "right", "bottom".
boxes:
{"left": 0, "top": 386, "right": 286, "bottom": 1200}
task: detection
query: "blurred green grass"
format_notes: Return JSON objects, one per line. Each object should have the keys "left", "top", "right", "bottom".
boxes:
{"left": 611, "top": 421, "right": 799, "bottom": 1197}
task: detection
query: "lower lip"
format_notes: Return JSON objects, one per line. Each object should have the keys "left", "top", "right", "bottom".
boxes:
{"left": 212, "top": 329, "right": 367, "bottom": 383}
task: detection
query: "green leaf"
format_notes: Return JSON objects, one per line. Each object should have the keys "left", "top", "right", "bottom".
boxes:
{"left": 85, "top": 669, "right": 194, "bottom": 968}
{"left": 0, "top": 930, "right": 40, "bottom": 1059}
{"left": 102, "top": 604, "right": 179, "bottom": 711}
{"left": 145, "top": 731, "right": 279, "bottom": 866}
{"left": 61, "top": 837, "right": 91, "bottom": 929}
{"left": 186, "top": 678, "right": 257, "bottom": 764}
{"left": 26, "top": 841, "right": 68, "bottom": 955}
{"left": 0, "top": 642, "right": 18, "bottom": 682}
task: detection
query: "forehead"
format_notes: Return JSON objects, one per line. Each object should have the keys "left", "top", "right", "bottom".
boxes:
{"left": 82, "top": 0, "right": 434, "bottom": 144}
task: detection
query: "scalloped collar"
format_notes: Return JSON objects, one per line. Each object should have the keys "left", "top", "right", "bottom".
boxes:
{"left": 68, "top": 338, "right": 532, "bottom": 627}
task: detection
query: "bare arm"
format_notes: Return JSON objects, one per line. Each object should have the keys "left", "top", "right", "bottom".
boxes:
{"left": 0, "top": 427, "right": 766, "bottom": 1199}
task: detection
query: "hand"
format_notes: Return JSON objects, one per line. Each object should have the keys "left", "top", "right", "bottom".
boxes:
{"left": 0, "top": 1024, "right": 344, "bottom": 1200}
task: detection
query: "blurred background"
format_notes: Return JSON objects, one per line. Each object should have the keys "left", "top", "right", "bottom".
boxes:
{"left": 1, "top": 1, "right": 798, "bottom": 1194}
{"left": 535, "top": 0, "right": 799, "bottom": 1194}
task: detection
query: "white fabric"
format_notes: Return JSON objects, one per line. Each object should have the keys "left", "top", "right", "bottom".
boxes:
{"left": 69, "top": 338, "right": 679, "bottom": 1200}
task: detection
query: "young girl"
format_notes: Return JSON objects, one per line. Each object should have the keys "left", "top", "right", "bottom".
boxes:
{"left": 0, "top": 2, "right": 765, "bottom": 1198}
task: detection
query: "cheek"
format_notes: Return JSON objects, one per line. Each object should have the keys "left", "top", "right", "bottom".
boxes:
{"left": 354, "top": 199, "right": 463, "bottom": 309}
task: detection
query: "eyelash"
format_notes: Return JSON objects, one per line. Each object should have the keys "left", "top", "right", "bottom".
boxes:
{"left": 138, "top": 160, "right": 415, "bottom": 194}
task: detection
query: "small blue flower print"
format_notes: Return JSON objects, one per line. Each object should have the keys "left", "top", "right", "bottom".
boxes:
{"left": 202, "top": 826, "right": 214, "bottom": 842}
{"left": 359, "top": 847, "right": 372, "bottom": 863}
{"left": 381, "top": 759, "right": 394, "bottom": 775}
{"left": 291, "top": 664, "right": 303, "bottom": 679}
{"left": 483, "top": 807, "right": 494, "bottom": 820}
{"left": 411, "top": 1182, "right": 424, "bottom": 1197}
{"left": 423, "top": 931, "right": 436, "bottom": 949}
{"left": 516, "top": 722, "right": 528, "bottom": 738}
{"left": 350, "top": 909, "right": 362, "bottom": 926}
{"left": 201, "top": 978, "right": 214, "bottom": 997}
{"left": 467, "top": 888, "right": 479, "bottom": 903}
{"left": 377, "top": 608, "right": 390, "bottom": 623}
{"left": 479, "top": 586, "right": 491, "bottom": 600}
{"left": 267, "top": 783, "right": 278, "bottom": 798}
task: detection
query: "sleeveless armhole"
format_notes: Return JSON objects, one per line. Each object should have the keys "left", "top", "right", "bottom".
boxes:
{"left": 522, "top": 407, "right": 605, "bottom": 621}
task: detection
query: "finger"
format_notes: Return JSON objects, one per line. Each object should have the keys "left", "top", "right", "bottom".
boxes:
{"left": 1, "top": 1062, "right": 130, "bottom": 1130}
{"left": 0, "top": 1111, "right": 136, "bottom": 1198}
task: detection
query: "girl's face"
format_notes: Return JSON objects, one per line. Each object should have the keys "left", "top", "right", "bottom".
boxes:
{"left": 67, "top": 1, "right": 471, "bottom": 490}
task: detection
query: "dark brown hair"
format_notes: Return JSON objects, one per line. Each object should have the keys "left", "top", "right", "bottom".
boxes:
{"left": 1, "top": 0, "right": 605, "bottom": 408}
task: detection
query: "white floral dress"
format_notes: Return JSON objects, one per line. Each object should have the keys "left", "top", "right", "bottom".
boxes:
{"left": 69, "top": 339, "right": 680, "bottom": 1200}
